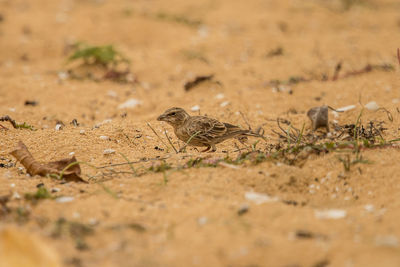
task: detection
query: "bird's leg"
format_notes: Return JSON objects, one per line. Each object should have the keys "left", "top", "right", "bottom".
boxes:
{"left": 179, "top": 145, "right": 187, "bottom": 153}
{"left": 209, "top": 144, "right": 217, "bottom": 153}
{"left": 201, "top": 146, "right": 211, "bottom": 152}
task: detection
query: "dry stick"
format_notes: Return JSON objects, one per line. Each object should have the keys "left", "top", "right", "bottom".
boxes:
{"left": 97, "top": 156, "right": 170, "bottom": 169}
{"left": 164, "top": 130, "right": 178, "bottom": 154}
{"left": 332, "top": 61, "right": 342, "bottom": 81}
{"left": 0, "top": 115, "right": 17, "bottom": 128}
{"left": 397, "top": 48, "right": 400, "bottom": 66}
{"left": 146, "top": 122, "right": 169, "bottom": 151}
{"left": 239, "top": 111, "right": 252, "bottom": 130}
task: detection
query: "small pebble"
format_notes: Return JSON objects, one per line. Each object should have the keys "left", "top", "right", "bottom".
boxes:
{"left": 237, "top": 204, "right": 249, "bottom": 216}
{"left": 197, "top": 216, "right": 208, "bottom": 225}
{"left": 55, "top": 124, "right": 63, "bottom": 131}
{"left": 69, "top": 152, "right": 75, "bottom": 156}
{"left": 51, "top": 188, "right": 61, "bottom": 193}
{"left": 12, "top": 192, "right": 21, "bottom": 200}
{"left": 315, "top": 209, "right": 347, "bottom": 219}
{"left": 220, "top": 101, "right": 230, "bottom": 107}
{"left": 118, "top": 98, "right": 141, "bottom": 109}
{"left": 103, "top": 149, "right": 116, "bottom": 155}
{"left": 79, "top": 130, "right": 85, "bottom": 135}
{"left": 215, "top": 93, "right": 225, "bottom": 99}
{"left": 99, "top": 136, "right": 110, "bottom": 140}
{"left": 245, "top": 191, "right": 279, "bottom": 205}
{"left": 55, "top": 196, "right": 74, "bottom": 203}
{"left": 107, "top": 90, "right": 118, "bottom": 98}
{"left": 191, "top": 105, "right": 200, "bottom": 112}
{"left": 364, "top": 101, "right": 379, "bottom": 111}
{"left": 364, "top": 204, "right": 374, "bottom": 212}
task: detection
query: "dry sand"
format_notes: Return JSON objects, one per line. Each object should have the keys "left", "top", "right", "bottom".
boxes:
{"left": 1, "top": 0, "right": 400, "bottom": 266}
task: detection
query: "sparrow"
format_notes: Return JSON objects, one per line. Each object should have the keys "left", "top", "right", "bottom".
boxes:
{"left": 157, "top": 107, "right": 264, "bottom": 152}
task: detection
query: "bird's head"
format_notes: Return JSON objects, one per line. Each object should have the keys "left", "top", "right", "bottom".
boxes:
{"left": 157, "top": 107, "right": 190, "bottom": 127}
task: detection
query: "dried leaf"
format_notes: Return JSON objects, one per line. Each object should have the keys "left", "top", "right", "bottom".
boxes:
{"left": 10, "top": 141, "right": 86, "bottom": 183}
{"left": 307, "top": 105, "right": 330, "bottom": 132}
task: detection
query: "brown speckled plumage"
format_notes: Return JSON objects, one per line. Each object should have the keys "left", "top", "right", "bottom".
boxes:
{"left": 157, "top": 107, "right": 262, "bottom": 152}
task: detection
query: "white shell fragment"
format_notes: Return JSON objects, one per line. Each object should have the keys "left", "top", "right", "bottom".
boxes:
{"left": 118, "top": 98, "right": 141, "bottom": 109}
{"left": 99, "top": 136, "right": 110, "bottom": 140}
{"left": 244, "top": 191, "right": 279, "bottom": 205}
{"left": 55, "top": 196, "right": 75, "bottom": 203}
{"left": 336, "top": 105, "right": 356, "bottom": 112}
{"left": 103, "top": 149, "right": 116, "bottom": 155}
{"left": 191, "top": 105, "right": 200, "bottom": 111}
{"left": 220, "top": 101, "right": 230, "bottom": 107}
{"left": 315, "top": 209, "right": 347, "bottom": 219}
{"left": 364, "top": 101, "right": 379, "bottom": 111}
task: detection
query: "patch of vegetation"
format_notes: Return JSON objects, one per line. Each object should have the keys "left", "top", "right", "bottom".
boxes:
{"left": 65, "top": 42, "right": 134, "bottom": 83}
{"left": 24, "top": 187, "right": 53, "bottom": 202}
{"left": 67, "top": 43, "right": 129, "bottom": 67}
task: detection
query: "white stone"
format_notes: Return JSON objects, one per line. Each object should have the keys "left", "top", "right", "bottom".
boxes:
{"left": 315, "top": 209, "right": 347, "bottom": 219}
{"left": 220, "top": 101, "right": 230, "bottom": 107}
{"left": 99, "top": 136, "right": 110, "bottom": 140}
{"left": 364, "top": 101, "right": 379, "bottom": 111}
{"left": 103, "top": 149, "right": 116, "bottom": 155}
{"left": 215, "top": 93, "right": 225, "bottom": 99}
{"left": 245, "top": 191, "right": 279, "bottom": 205}
{"left": 55, "top": 196, "right": 74, "bottom": 203}
{"left": 118, "top": 98, "right": 141, "bottom": 109}
{"left": 191, "top": 105, "right": 200, "bottom": 111}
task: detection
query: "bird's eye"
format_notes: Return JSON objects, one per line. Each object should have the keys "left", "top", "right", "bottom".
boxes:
{"left": 170, "top": 112, "right": 176, "bottom": 116}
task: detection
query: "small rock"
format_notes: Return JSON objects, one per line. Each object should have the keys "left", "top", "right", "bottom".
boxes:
{"left": 68, "top": 152, "right": 75, "bottom": 156}
{"left": 307, "top": 105, "right": 329, "bottom": 132}
{"left": 245, "top": 191, "right": 279, "bottom": 205}
{"left": 197, "top": 217, "right": 207, "bottom": 225}
{"left": 55, "top": 196, "right": 74, "bottom": 203}
{"left": 220, "top": 101, "right": 230, "bottom": 107}
{"left": 99, "top": 136, "right": 110, "bottom": 140}
{"left": 107, "top": 90, "right": 118, "bottom": 98}
{"left": 118, "top": 98, "right": 141, "bottom": 109}
{"left": 363, "top": 204, "right": 375, "bottom": 212}
{"left": 55, "top": 124, "right": 63, "bottom": 131}
{"left": 12, "top": 192, "right": 21, "bottom": 200}
{"left": 103, "top": 149, "right": 116, "bottom": 155}
{"left": 215, "top": 93, "right": 225, "bottom": 99}
{"left": 315, "top": 209, "right": 347, "bottom": 219}
{"left": 79, "top": 130, "right": 85, "bottom": 135}
{"left": 51, "top": 188, "right": 61, "bottom": 193}
{"left": 58, "top": 71, "right": 69, "bottom": 80}
{"left": 237, "top": 204, "right": 249, "bottom": 216}
{"left": 191, "top": 105, "right": 200, "bottom": 112}
{"left": 364, "top": 101, "right": 379, "bottom": 111}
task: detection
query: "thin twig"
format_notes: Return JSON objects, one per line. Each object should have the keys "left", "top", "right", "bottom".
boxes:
{"left": 239, "top": 111, "right": 252, "bottom": 130}
{"left": 146, "top": 122, "right": 169, "bottom": 151}
{"left": 164, "top": 130, "right": 178, "bottom": 154}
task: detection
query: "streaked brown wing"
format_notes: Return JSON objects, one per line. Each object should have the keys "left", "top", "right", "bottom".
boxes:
{"left": 185, "top": 116, "right": 227, "bottom": 143}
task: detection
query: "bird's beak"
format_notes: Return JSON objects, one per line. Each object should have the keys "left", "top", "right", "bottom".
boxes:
{"left": 157, "top": 114, "right": 166, "bottom": 121}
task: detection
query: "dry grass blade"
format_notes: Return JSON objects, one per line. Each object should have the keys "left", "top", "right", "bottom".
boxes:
{"left": 146, "top": 122, "right": 169, "bottom": 151}
{"left": 164, "top": 130, "right": 178, "bottom": 154}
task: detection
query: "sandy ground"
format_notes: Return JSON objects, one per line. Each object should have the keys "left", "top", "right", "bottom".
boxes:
{"left": 1, "top": 0, "right": 400, "bottom": 266}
